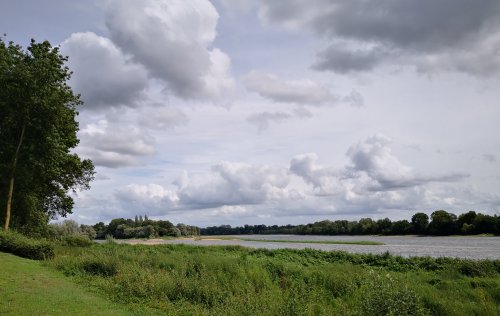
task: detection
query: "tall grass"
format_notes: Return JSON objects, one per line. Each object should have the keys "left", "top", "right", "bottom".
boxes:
{"left": 47, "top": 244, "right": 500, "bottom": 315}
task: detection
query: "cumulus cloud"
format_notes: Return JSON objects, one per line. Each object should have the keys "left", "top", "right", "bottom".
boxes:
{"left": 251, "top": 0, "right": 500, "bottom": 76}
{"left": 61, "top": 32, "right": 148, "bottom": 109}
{"left": 109, "top": 134, "right": 469, "bottom": 219}
{"left": 290, "top": 153, "right": 341, "bottom": 195}
{"left": 289, "top": 134, "right": 468, "bottom": 196}
{"left": 175, "top": 162, "right": 296, "bottom": 209}
{"left": 104, "top": 0, "right": 235, "bottom": 100}
{"left": 345, "top": 135, "right": 468, "bottom": 191}
{"left": 77, "top": 120, "right": 155, "bottom": 168}
{"left": 115, "top": 184, "right": 179, "bottom": 215}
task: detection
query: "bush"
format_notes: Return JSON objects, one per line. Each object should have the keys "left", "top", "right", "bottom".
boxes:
{"left": 458, "top": 260, "right": 497, "bottom": 277}
{"left": 60, "top": 235, "right": 94, "bottom": 247}
{"left": 82, "top": 260, "right": 118, "bottom": 277}
{"left": 360, "top": 271, "right": 429, "bottom": 316}
{"left": 0, "top": 230, "right": 54, "bottom": 260}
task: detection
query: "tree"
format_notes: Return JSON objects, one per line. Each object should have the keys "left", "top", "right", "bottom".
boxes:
{"left": 411, "top": 212, "right": 429, "bottom": 235}
{"left": 457, "top": 211, "right": 477, "bottom": 234}
{"left": 0, "top": 38, "right": 94, "bottom": 233}
{"left": 428, "top": 210, "right": 457, "bottom": 235}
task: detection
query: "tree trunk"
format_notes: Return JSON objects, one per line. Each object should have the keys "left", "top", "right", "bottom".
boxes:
{"left": 4, "top": 122, "right": 26, "bottom": 231}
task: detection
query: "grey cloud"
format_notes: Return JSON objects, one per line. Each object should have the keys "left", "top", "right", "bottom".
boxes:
{"left": 342, "top": 90, "right": 364, "bottom": 107}
{"left": 61, "top": 32, "right": 148, "bottom": 109}
{"left": 138, "top": 107, "right": 188, "bottom": 130}
{"left": 293, "top": 107, "right": 313, "bottom": 118}
{"left": 246, "top": 112, "right": 292, "bottom": 131}
{"left": 483, "top": 154, "right": 497, "bottom": 163}
{"left": 313, "top": 45, "right": 390, "bottom": 74}
{"left": 104, "top": 0, "right": 234, "bottom": 100}
{"left": 79, "top": 151, "right": 139, "bottom": 168}
{"left": 246, "top": 107, "right": 316, "bottom": 132}
{"left": 255, "top": 0, "right": 500, "bottom": 76}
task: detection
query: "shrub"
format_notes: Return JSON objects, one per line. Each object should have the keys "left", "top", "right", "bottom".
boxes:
{"left": 360, "top": 271, "right": 429, "bottom": 316}
{"left": 458, "top": 260, "right": 497, "bottom": 277}
{"left": 60, "top": 235, "right": 94, "bottom": 247}
{"left": 0, "top": 230, "right": 54, "bottom": 260}
{"left": 82, "top": 259, "right": 118, "bottom": 277}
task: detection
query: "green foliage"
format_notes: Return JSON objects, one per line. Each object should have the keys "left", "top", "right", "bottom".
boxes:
{"left": 458, "top": 260, "right": 499, "bottom": 277}
{"left": 45, "top": 243, "right": 500, "bottom": 315}
{"left": 0, "top": 230, "right": 54, "bottom": 260}
{"left": 360, "top": 272, "right": 429, "bottom": 316}
{"left": 101, "top": 216, "right": 198, "bottom": 239}
{"left": 48, "top": 219, "right": 81, "bottom": 237}
{"left": 59, "top": 235, "right": 94, "bottom": 247}
{"left": 412, "top": 212, "right": 429, "bottom": 234}
{"left": 201, "top": 210, "right": 500, "bottom": 236}
{"left": 428, "top": 210, "right": 457, "bottom": 235}
{"left": 82, "top": 260, "right": 118, "bottom": 277}
{"left": 0, "top": 37, "right": 94, "bottom": 232}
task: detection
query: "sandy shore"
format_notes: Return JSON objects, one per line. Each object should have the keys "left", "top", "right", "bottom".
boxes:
{"left": 114, "top": 237, "right": 226, "bottom": 245}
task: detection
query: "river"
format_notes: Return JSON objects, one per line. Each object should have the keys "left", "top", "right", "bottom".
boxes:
{"left": 111, "top": 234, "right": 500, "bottom": 259}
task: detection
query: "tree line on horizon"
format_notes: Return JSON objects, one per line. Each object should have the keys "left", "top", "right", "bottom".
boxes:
{"left": 90, "top": 210, "right": 499, "bottom": 239}
{"left": 201, "top": 210, "right": 500, "bottom": 236}
{"left": 92, "top": 215, "right": 200, "bottom": 239}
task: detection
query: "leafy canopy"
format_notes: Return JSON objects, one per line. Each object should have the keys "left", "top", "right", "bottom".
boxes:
{"left": 0, "top": 37, "right": 94, "bottom": 235}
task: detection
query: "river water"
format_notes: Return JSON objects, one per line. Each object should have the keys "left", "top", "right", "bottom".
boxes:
{"left": 113, "top": 235, "right": 500, "bottom": 259}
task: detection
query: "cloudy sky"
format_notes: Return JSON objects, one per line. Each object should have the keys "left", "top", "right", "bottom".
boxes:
{"left": 1, "top": 0, "right": 499, "bottom": 226}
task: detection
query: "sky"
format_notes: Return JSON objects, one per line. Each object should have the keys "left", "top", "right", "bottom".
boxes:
{"left": 1, "top": 0, "right": 499, "bottom": 226}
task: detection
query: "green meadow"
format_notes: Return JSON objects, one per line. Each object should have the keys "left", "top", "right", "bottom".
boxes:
{"left": 1, "top": 229, "right": 499, "bottom": 315}
{"left": 47, "top": 243, "right": 500, "bottom": 315}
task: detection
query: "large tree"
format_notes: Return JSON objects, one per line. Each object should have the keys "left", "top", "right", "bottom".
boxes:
{"left": 0, "top": 37, "right": 94, "bottom": 234}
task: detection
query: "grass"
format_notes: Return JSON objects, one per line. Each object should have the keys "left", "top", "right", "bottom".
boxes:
{"left": 0, "top": 252, "right": 141, "bottom": 316}
{"left": 45, "top": 243, "right": 499, "bottom": 315}
{"left": 219, "top": 237, "right": 385, "bottom": 245}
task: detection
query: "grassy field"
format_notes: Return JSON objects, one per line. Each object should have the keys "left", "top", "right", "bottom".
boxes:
{"left": 43, "top": 243, "right": 500, "bottom": 316}
{"left": 0, "top": 252, "right": 139, "bottom": 316}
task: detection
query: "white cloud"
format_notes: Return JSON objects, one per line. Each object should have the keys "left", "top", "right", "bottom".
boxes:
{"left": 106, "top": 135, "right": 472, "bottom": 222}
{"left": 175, "top": 161, "right": 294, "bottom": 208}
{"left": 289, "top": 134, "right": 468, "bottom": 197}
{"left": 244, "top": 70, "right": 340, "bottom": 105}
{"left": 61, "top": 32, "right": 148, "bottom": 109}
{"left": 77, "top": 119, "right": 155, "bottom": 168}
{"left": 104, "top": 0, "right": 235, "bottom": 100}
{"left": 115, "top": 184, "right": 179, "bottom": 216}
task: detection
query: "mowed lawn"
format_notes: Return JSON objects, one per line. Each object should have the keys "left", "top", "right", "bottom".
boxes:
{"left": 0, "top": 252, "right": 139, "bottom": 316}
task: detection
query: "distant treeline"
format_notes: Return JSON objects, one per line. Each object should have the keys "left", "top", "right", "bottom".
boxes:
{"left": 92, "top": 215, "right": 200, "bottom": 239}
{"left": 201, "top": 210, "right": 500, "bottom": 236}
